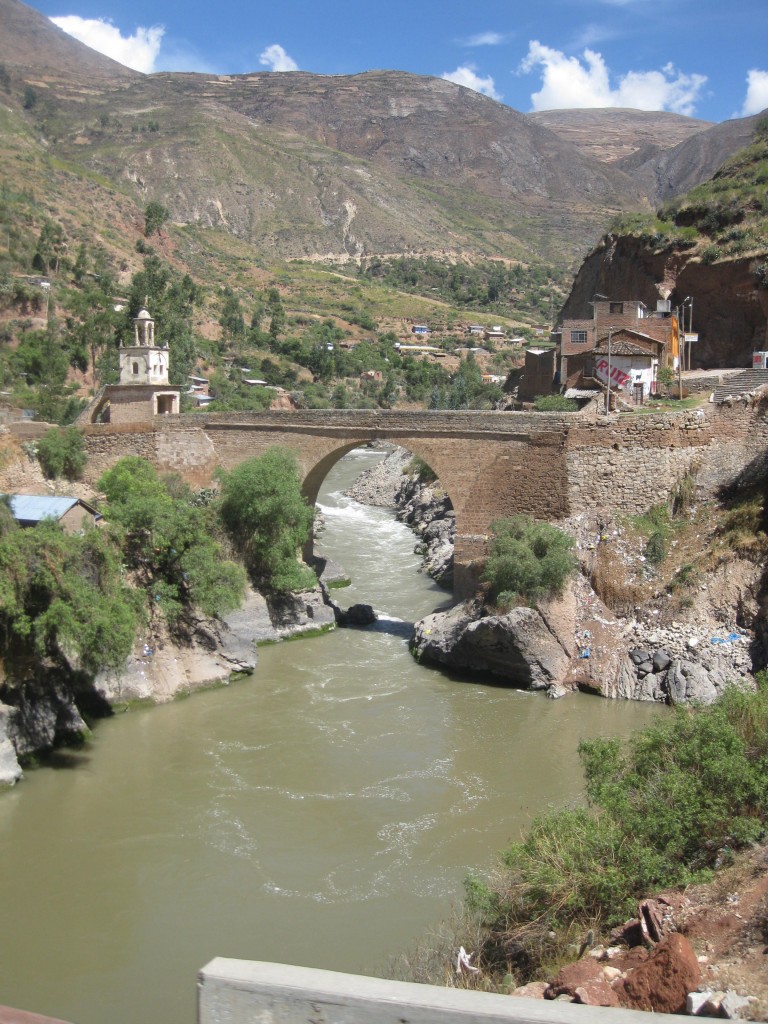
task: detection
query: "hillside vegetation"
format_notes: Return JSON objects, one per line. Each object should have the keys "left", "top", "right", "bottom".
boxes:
{"left": 607, "top": 117, "right": 768, "bottom": 266}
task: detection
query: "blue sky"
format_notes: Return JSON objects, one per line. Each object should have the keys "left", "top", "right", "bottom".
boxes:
{"left": 28, "top": 0, "right": 768, "bottom": 123}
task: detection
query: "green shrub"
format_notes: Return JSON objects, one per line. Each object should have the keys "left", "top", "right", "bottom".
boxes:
{"left": 404, "top": 455, "right": 437, "bottom": 484}
{"left": 467, "top": 682, "right": 768, "bottom": 951}
{"left": 579, "top": 686, "right": 768, "bottom": 874}
{"left": 98, "top": 456, "right": 245, "bottom": 621}
{"left": 36, "top": 426, "right": 86, "bottom": 480}
{"left": 217, "top": 448, "right": 316, "bottom": 592}
{"left": 532, "top": 394, "right": 578, "bottom": 412}
{"left": 482, "top": 515, "right": 577, "bottom": 606}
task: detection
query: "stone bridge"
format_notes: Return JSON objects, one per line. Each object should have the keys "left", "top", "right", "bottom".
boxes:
{"left": 80, "top": 405, "right": 768, "bottom": 597}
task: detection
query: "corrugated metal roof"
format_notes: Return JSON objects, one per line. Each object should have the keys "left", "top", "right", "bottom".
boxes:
{"left": 8, "top": 495, "right": 80, "bottom": 523}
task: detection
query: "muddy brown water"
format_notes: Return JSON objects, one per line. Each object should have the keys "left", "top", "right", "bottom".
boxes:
{"left": 0, "top": 449, "right": 663, "bottom": 1024}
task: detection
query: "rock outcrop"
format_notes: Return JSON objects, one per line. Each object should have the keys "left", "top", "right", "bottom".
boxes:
{"left": 558, "top": 233, "right": 768, "bottom": 368}
{"left": 411, "top": 600, "right": 571, "bottom": 691}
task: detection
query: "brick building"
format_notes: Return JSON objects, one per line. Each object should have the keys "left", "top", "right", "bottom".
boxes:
{"left": 555, "top": 298, "right": 679, "bottom": 393}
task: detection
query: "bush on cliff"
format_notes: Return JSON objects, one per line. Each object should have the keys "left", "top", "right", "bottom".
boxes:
{"left": 217, "top": 448, "right": 316, "bottom": 593}
{"left": 98, "top": 457, "right": 245, "bottom": 622}
{"left": 482, "top": 515, "right": 577, "bottom": 607}
{"left": 465, "top": 678, "right": 768, "bottom": 980}
{"left": 36, "top": 426, "right": 86, "bottom": 480}
{"left": 0, "top": 519, "right": 139, "bottom": 675}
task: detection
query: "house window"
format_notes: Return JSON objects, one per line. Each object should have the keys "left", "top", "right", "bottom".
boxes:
{"left": 609, "top": 302, "right": 624, "bottom": 315}
{"left": 132, "top": 361, "right": 139, "bottom": 375}
{"left": 570, "top": 330, "right": 588, "bottom": 344}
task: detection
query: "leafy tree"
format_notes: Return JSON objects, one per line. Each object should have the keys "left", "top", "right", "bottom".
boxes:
{"left": 98, "top": 457, "right": 245, "bottom": 622}
{"left": 36, "top": 426, "right": 86, "bottom": 480}
{"left": 12, "top": 322, "right": 84, "bottom": 424}
{"left": 0, "top": 521, "right": 139, "bottom": 676}
{"left": 482, "top": 514, "right": 577, "bottom": 607}
{"left": 218, "top": 286, "right": 245, "bottom": 345}
{"left": 266, "top": 287, "right": 286, "bottom": 340}
{"left": 144, "top": 201, "right": 170, "bottom": 237}
{"left": 32, "top": 220, "right": 66, "bottom": 274}
{"left": 217, "top": 449, "right": 315, "bottom": 592}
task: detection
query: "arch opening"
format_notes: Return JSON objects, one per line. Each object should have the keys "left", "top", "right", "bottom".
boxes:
{"left": 300, "top": 442, "right": 455, "bottom": 590}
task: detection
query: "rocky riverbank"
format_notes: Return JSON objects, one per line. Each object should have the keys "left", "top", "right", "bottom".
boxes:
{"left": 0, "top": 583, "right": 337, "bottom": 786}
{"left": 345, "top": 445, "right": 455, "bottom": 586}
{"left": 0, "top": 434, "right": 338, "bottom": 785}
{"left": 410, "top": 508, "right": 760, "bottom": 705}
{"left": 348, "top": 444, "right": 760, "bottom": 704}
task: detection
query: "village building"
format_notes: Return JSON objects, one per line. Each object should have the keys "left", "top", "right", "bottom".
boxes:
{"left": 517, "top": 347, "right": 557, "bottom": 403}
{"left": 6, "top": 494, "right": 102, "bottom": 533}
{"left": 483, "top": 326, "right": 507, "bottom": 343}
{"left": 555, "top": 298, "right": 679, "bottom": 396}
{"left": 81, "top": 307, "right": 180, "bottom": 424}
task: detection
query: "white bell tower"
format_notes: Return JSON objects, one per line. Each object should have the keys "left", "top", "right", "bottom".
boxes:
{"left": 119, "top": 307, "right": 170, "bottom": 386}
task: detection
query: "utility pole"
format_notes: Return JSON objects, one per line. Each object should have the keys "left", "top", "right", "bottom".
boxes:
{"left": 677, "top": 305, "right": 683, "bottom": 399}
{"left": 605, "top": 326, "right": 614, "bottom": 414}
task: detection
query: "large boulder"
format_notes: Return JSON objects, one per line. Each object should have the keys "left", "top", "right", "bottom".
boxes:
{"left": 412, "top": 603, "right": 570, "bottom": 688}
{"left": 616, "top": 933, "right": 700, "bottom": 1014}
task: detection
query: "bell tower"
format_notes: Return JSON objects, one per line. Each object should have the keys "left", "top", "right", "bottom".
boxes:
{"left": 83, "top": 305, "right": 180, "bottom": 423}
{"left": 119, "top": 307, "right": 170, "bottom": 386}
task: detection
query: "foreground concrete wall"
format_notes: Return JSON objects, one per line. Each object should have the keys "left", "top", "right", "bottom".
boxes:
{"left": 197, "top": 959, "right": 690, "bottom": 1024}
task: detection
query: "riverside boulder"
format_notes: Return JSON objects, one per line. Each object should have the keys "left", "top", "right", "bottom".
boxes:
{"left": 411, "top": 602, "right": 570, "bottom": 688}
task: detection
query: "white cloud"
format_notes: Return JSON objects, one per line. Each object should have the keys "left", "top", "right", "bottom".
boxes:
{"left": 464, "top": 32, "right": 506, "bottom": 47}
{"left": 740, "top": 69, "right": 768, "bottom": 117}
{"left": 519, "top": 41, "right": 707, "bottom": 115}
{"left": 442, "top": 65, "right": 501, "bottom": 101}
{"left": 259, "top": 44, "right": 299, "bottom": 72}
{"left": 50, "top": 15, "right": 163, "bottom": 73}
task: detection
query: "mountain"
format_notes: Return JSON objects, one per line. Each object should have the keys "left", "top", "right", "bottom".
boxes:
{"left": 557, "top": 119, "right": 768, "bottom": 367}
{"left": 528, "top": 108, "right": 713, "bottom": 167}
{"left": 627, "top": 110, "right": 768, "bottom": 204}
{"left": 0, "top": 0, "right": 138, "bottom": 84}
{"left": 0, "top": 0, "right": 653, "bottom": 268}
{"left": 0, "top": 0, "right": 762, "bottom": 275}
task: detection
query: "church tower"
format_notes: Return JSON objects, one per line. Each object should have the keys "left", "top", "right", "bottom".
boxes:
{"left": 82, "top": 306, "right": 180, "bottom": 423}
{"left": 119, "top": 307, "right": 170, "bottom": 388}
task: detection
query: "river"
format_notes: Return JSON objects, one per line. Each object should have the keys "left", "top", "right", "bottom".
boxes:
{"left": 0, "top": 449, "right": 662, "bottom": 1024}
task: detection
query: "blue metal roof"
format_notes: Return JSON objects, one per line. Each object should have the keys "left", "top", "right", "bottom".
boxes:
{"left": 8, "top": 495, "right": 81, "bottom": 523}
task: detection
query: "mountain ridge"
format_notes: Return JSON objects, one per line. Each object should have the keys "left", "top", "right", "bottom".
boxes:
{"left": 0, "top": 0, "right": 762, "bottom": 273}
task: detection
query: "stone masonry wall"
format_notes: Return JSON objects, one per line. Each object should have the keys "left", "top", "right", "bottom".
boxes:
{"left": 566, "top": 399, "right": 768, "bottom": 516}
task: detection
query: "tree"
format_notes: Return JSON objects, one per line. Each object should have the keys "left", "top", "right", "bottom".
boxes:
{"left": 218, "top": 286, "right": 245, "bottom": 346}
{"left": 217, "top": 449, "right": 315, "bottom": 592}
{"left": 32, "top": 220, "right": 66, "bottom": 274}
{"left": 144, "top": 201, "right": 170, "bottom": 238}
{"left": 98, "top": 457, "right": 245, "bottom": 621}
{"left": 0, "top": 520, "right": 139, "bottom": 676}
{"left": 36, "top": 426, "right": 86, "bottom": 480}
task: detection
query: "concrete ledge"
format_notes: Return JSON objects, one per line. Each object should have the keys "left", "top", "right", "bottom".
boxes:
{"left": 198, "top": 959, "right": 691, "bottom": 1024}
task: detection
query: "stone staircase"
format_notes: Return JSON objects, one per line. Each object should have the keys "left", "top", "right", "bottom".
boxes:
{"left": 712, "top": 369, "right": 768, "bottom": 403}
